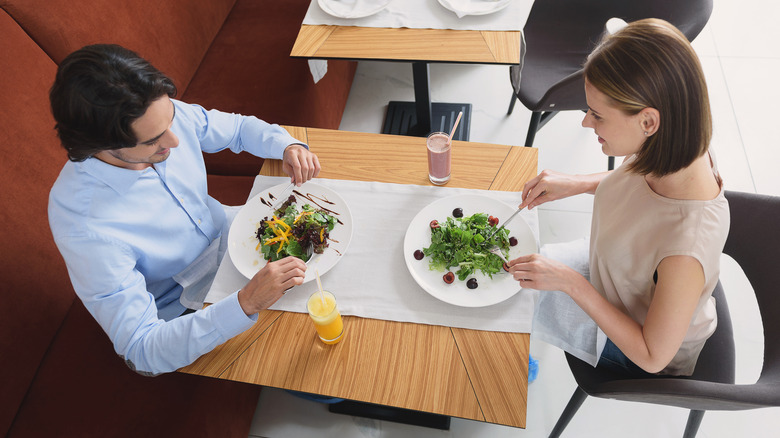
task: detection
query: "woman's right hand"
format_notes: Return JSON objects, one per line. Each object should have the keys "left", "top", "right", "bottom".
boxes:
{"left": 519, "top": 170, "right": 607, "bottom": 210}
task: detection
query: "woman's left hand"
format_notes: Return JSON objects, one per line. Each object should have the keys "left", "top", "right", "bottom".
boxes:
{"left": 506, "top": 253, "right": 582, "bottom": 292}
{"left": 283, "top": 144, "right": 321, "bottom": 186}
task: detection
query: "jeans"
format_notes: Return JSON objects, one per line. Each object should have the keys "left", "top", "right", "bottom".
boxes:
{"left": 596, "top": 339, "right": 659, "bottom": 378}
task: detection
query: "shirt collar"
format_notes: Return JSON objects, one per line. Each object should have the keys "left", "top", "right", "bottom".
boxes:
{"left": 78, "top": 148, "right": 174, "bottom": 195}
{"left": 153, "top": 158, "right": 168, "bottom": 181}
{"left": 79, "top": 157, "right": 152, "bottom": 195}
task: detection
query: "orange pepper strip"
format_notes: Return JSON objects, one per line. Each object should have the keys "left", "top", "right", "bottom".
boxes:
{"left": 264, "top": 236, "right": 285, "bottom": 245}
{"left": 271, "top": 216, "right": 291, "bottom": 233}
{"left": 294, "top": 211, "right": 312, "bottom": 224}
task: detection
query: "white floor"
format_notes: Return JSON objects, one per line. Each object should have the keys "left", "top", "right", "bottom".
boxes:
{"left": 249, "top": 2, "right": 780, "bottom": 437}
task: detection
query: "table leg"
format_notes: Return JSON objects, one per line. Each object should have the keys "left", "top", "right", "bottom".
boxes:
{"left": 412, "top": 62, "right": 433, "bottom": 136}
{"left": 382, "top": 62, "right": 472, "bottom": 140}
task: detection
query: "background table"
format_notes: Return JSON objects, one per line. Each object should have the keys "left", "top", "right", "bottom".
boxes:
{"left": 291, "top": 24, "right": 522, "bottom": 138}
{"left": 179, "top": 126, "right": 538, "bottom": 428}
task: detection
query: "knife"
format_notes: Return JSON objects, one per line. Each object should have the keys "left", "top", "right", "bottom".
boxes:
{"left": 485, "top": 205, "right": 524, "bottom": 243}
{"left": 485, "top": 190, "right": 545, "bottom": 243}
{"left": 268, "top": 182, "right": 294, "bottom": 213}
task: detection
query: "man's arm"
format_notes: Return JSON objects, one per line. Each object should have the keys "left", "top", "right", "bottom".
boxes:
{"left": 56, "top": 234, "right": 255, "bottom": 375}
{"left": 175, "top": 100, "right": 320, "bottom": 184}
{"left": 177, "top": 100, "right": 304, "bottom": 160}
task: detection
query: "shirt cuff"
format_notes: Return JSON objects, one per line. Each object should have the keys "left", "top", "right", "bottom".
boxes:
{"left": 209, "top": 290, "right": 258, "bottom": 340}
{"left": 284, "top": 143, "right": 310, "bottom": 154}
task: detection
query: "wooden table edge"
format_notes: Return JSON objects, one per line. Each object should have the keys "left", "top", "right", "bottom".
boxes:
{"left": 291, "top": 24, "right": 521, "bottom": 64}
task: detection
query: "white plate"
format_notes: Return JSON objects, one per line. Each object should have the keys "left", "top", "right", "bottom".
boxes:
{"left": 437, "top": 0, "right": 512, "bottom": 16}
{"left": 228, "top": 182, "right": 353, "bottom": 283}
{"left": 318, "top": 0, "right": 393, "bottom": 19}
{"left": 403, "top": 194, "right": 537, "bottom": 307}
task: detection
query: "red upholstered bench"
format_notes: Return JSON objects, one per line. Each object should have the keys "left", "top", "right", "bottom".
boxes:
{"left": 0, "top": 1, "right": 355, "bottom": 436}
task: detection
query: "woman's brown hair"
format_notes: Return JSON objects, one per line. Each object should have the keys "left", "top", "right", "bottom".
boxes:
{"left": 584, "top": 18, "right": 712, "bottom": 176}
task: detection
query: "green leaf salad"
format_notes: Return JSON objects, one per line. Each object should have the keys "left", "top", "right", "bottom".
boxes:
{"left": 423, "top": 212, "right": 511, "bottom": 281}
{"left": 255, "top": 196, "right": 337, "bottom": 262}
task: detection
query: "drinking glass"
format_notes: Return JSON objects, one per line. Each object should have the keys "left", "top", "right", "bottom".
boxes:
{"left": 426, "top": 132, "right": 451, "bottom": 185}
{"left": 306, "top": 290, "right": 344, "bottom": 345}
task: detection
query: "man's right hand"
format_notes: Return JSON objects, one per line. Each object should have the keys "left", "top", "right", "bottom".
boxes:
{"left": 237, "top": 256, "right": 307, "bottom": 315}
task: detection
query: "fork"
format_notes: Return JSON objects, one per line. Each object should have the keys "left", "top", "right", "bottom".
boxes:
{"left": 488, "top": 246, "right": 511, "bottom": 274}
{"left": 304, "top": 241, "right": 317, "bottom": 265}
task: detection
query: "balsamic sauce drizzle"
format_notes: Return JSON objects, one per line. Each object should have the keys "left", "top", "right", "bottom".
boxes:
{"left": 292, "top": 189, "right": 343, "bottom": 224}
{"left": 256, "top": 189, "right": 345, "bottom": 256}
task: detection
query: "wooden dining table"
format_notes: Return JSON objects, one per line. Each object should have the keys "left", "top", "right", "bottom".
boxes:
{"left": 291, "top": 15, "right": 522, "bottom": 139}
{"left": 179, "top": 126, "right": 538, "bottom": 429}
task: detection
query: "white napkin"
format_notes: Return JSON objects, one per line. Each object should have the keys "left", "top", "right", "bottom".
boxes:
{"left": 532, "top": 238, "right": 607, "bottom": 367}
{"left": 206, "top": 176, "right": 540, "bottom": 333}
{"left": 307, "top": 59, "right": 328, "bottom": 83}
{"left": 318, "top": 0, "right": 393, "bottom": 19}
{"left": 605, "top": 17, "right": 628, "bottom": 35}
{"left": 439, "top": 0, "right": 512, "bottom": 19}
{"left": 304, "top": 0, "right": 533, "bottom": 32}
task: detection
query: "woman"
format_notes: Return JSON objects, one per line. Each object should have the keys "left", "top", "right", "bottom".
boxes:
{"left": 509, "top": 19, "right": 729, "bottom": 376}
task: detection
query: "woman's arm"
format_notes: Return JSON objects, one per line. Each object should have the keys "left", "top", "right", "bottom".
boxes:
{"left": 508, "top": 254, "right": 705, "bottom": 373}
{"left": 519, "top": 170, "right": 611, "bottom": 210}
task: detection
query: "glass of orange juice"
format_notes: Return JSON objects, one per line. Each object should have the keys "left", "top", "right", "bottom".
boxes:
{"left": 307, "top": 290, "right": 344, "bottom": 345}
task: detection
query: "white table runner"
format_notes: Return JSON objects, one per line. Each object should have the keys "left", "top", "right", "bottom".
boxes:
{"left": 303, "top": 0, "right": 534, "bottom": 31}
{"left": 206, "top": 176, "right": 539, "bottom": 333}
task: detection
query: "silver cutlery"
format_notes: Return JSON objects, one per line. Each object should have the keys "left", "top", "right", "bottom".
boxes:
{"left": 269, "top": 182, "right": 294, "bottom": 213}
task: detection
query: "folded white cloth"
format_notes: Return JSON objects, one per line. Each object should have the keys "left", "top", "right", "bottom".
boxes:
{"left": 206, "top": 176, "right": 540, "bottom": 333}
{"left": 605, "top": 17, "right": 628, "bottom": 35}
{"left": 307, "top": 59, "right": 328, "bottom": 83}
{"left": 318, "top": 0, "right": 393, "bottom": 19}
{"left": 532, "top": 238, "right": 607, "bottom": 367}
{"left": 438, "top": 0, "right": 512, "bottom": 19}
{"left": 304, "top": 0, "right": 534, "bottom": 32}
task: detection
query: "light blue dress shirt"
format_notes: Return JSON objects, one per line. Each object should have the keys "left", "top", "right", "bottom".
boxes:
{"left": 48, "top": 100, "right": 303, "bottom": 374}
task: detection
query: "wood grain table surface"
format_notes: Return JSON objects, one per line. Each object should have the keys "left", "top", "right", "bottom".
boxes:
{"left": 291, "top": 25, "right": 522, "bottom": 64}
{"left": 179, "top": 127, "right": 538, "bottom": 428}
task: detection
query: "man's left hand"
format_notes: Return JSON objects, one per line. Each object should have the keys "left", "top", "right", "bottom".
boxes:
{"left": 283, "top": 144, "right": 321, "bottom": 186}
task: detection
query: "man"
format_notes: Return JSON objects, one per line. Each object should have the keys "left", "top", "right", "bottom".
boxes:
{"left": 48, "top": 44, "right": 318, "bottom": 375}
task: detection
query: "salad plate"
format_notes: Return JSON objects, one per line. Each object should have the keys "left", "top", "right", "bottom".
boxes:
{"left": 437, "top": 0, "right": 513, "bottom": 17}
{"left": 228, "top": 182, "right": 353, "bottom": 283}
{"left": 317, "top": 0, "right": 393, "bottom": 19}
{"left": 403, "top": 194, "right": 537, "bottom": 307}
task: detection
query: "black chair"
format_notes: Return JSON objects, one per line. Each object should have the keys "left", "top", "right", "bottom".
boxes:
{"left": 508, "top": 0, "right": 714, "bottom": 169}
{"left": 549, "top": 191, "right": 780, "bottom": 438}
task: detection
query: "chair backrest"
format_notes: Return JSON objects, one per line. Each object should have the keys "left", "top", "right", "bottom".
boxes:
{"left": 690, "top": 280, "right": 735, "bottom": 383}
{"left": 524, "top": 0, "right": 713, "bottom": 56}
{"left": 517, "top": 0, "right": 714, "bottom": 111}
{"left": 723, "top": 191, "right": 780, "bottom": 383}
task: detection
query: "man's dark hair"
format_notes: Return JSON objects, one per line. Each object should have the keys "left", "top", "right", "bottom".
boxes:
{"left": 50, "top": 44, "right": 177, "bottom": 162}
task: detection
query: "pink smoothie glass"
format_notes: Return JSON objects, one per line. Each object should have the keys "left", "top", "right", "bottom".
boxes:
{"left": 426, "top": 132, "right": 451, "bottom": 185}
